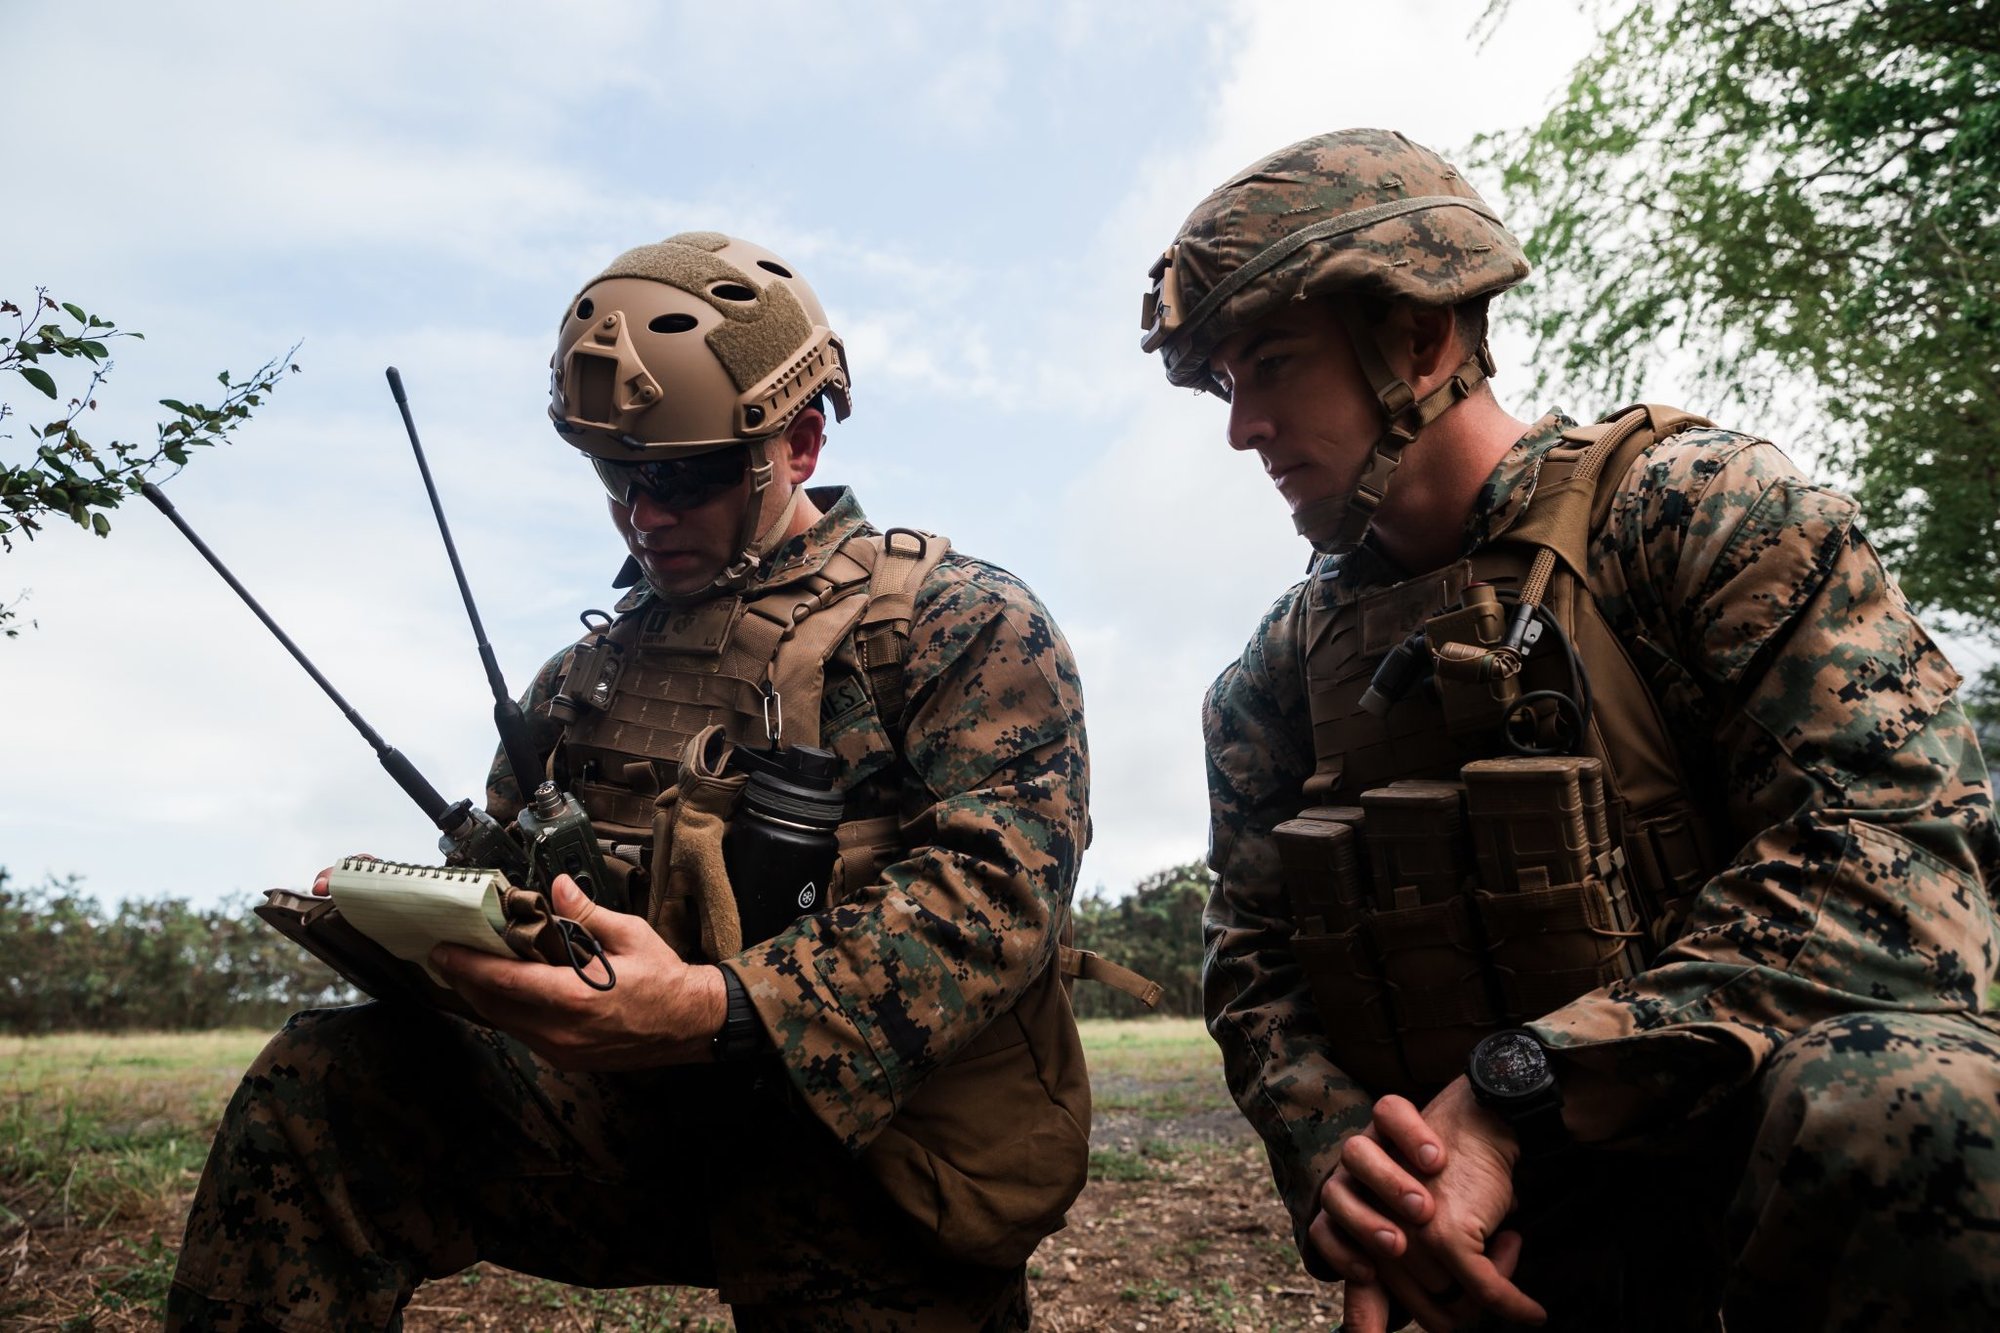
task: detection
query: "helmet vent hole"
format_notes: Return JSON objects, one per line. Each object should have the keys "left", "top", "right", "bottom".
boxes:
{"left": 575, "top": 297, "right": 595, "bottom": 320}
{"left": 756, "top": 260, "right": 793, "bottom": 278}
{"left": 649, "top": 313, "right": 699, "bottom": 334}
{"left": 709, "top": 282, "right": 758, "bottom": 302}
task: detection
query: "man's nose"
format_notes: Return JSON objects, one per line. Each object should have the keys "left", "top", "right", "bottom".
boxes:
{"left": 1227, "top": 394, "right": 1272, "bottom": 453}
{"left": 627, "top": 492, "right": 678, "bottom": 531}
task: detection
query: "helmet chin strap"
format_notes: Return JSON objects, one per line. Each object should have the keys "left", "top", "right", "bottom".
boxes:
{"left": 1294, "top": 303, "right": 1495, "bottom": 556}
{"left": 707, "top": 437, "right": 805, "bottom": 595}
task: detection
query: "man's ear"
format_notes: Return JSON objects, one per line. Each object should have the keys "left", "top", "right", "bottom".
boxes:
{"left": 1392, "top": 301, "right": 1459, "bottom": 386}
{"left": 779, "top": 408, "right": 826, "bottom": 485}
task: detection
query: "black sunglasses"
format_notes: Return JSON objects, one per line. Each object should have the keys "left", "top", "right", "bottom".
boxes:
{"left": 592, "top": 446, "right": 750, "bottom": 512}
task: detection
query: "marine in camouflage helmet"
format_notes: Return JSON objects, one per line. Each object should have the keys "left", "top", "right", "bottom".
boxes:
{"left": 168, "top": 233, "right": 1101, "bottom": 1331}
{"left": 1147, "top": 129, "right": 2000, "bottom": 1332}
{"left": 1144, "top": 128, "right": 1527, "bottom": 555}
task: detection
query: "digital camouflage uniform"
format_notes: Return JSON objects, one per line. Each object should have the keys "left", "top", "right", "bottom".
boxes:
{"left": 1204, "top": 413, "right": 2000, "bottom": 1329}
{"left": 170, "top": 488, "right": 1089, "bottom": 1332}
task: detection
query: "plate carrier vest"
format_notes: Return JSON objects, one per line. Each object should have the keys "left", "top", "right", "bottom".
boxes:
{"left": 534, "top": 519, "right": 1157, "bottom": 1269}
{"left": 1285, "top": 406, "right": 1726, "bottom": 1097}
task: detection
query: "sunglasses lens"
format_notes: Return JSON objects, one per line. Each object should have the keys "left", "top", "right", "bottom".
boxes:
{"left": 592, "top": 447, "right": 749, "bottom": 511}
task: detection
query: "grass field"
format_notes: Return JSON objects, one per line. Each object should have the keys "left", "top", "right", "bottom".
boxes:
{"left": 0, "top": 1018, "right": 1334, "bottom": 1331}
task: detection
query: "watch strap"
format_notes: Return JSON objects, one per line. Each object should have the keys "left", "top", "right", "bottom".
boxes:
{"left": 710, "top": 967, "right": 763, "bottom": 1063}
{"left": 1506, "top": 1093, "right": 1572, "bottom": 1162}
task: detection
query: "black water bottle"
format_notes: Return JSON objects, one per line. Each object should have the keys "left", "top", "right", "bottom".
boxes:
{"left": 723, "top": 744, "right": 844, "bottom": 946}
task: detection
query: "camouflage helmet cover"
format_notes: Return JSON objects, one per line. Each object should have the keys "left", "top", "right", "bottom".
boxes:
{"left": 551, "top": 231, "right": 852, "bottom": 461}
{"left": 1141, "top": 129, "right": 1529, "bottom": 391}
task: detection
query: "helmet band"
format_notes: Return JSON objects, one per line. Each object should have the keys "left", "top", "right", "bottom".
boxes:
{"left": 1149, "top": 194, "right": 1507, "bottom": 361}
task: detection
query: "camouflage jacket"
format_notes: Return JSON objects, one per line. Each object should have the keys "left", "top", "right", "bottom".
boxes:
{"left": 1204, "top": 412, "right": 2000, "bottom": 1240}
{"left": 489, "top": 488, "right": 1090, "bottom": 1152}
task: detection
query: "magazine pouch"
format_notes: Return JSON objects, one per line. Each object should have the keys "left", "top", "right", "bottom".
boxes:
{"left": 1462, "top": 756, "right": 1644, "bottom": 1022}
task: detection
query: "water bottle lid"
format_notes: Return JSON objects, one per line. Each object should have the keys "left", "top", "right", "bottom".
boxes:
{"left": 731, "top": 744, "right": 844, "bottom": 826}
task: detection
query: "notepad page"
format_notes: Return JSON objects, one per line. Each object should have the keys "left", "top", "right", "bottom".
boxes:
{"left": 326, "top": 858, "right": 513, "bottom": 985}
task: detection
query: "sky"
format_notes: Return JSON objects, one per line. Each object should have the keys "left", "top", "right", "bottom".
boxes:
{"left": 4, "top": 0, "right": 1649, "bottom": 908}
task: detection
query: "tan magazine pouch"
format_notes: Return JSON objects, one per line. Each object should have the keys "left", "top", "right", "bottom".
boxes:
{"left": 1462, "top": 756, "right": 1643, "bottom": 1023}
{"left": 860, "top": 957, "right": 1092, "bottom": 1269}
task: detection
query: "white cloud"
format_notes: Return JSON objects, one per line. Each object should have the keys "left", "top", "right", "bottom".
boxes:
{"left": 1, "top": 0, "right": 1617, "bottom": 910}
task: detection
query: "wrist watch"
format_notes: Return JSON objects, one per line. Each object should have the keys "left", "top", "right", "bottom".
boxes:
{"left": 1467, "top": 1028, "right": 1572, "bottom": 1161}
{"left": 710, "top": 968, "right": 764, "bottom": 1063}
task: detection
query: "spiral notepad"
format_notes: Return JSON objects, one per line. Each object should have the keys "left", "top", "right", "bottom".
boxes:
{"left": 326, "top": 857, "right": 513, "bottom": 985}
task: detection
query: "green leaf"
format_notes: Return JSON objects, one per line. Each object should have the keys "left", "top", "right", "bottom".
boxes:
{"left": 162, "top": 443, "right": 188, "bottom": 465}
{"left": 61, "top": 303, "right": 86, "bottom": 323}
{"left": 158, "top": 399, "right": 191, "bottom": 414}
{"left": 216, "top": 369, "right": 230, "bottom": 386}
{"left": 91, "top": 512, "right": 111, "bottom": 537}
{"left": 20, "top": 367, "right": 57, "bottom": 398}
{"left": 81, "top": 341, "right": 108, "bottom": 358}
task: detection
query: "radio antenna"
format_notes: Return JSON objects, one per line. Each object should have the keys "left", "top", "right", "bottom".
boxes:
{"left": 384, "top": 367, "right": 544, "bottom": 796}
{"left": 141, "top": 482, "right": 458, "bottom": 828}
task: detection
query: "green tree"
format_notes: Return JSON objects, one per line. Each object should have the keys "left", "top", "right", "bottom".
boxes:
{"left": 1, "top": 289, "right": 297, "bottom": 635}
{"left": 0, "top": 868, "right": 352, "bottom": 1033}
{"left": 1476, "top": 0, "right": 2000, "bottom": 630}
{"left": 1072, "top": 860, "right": 1212, "bottom": 1018}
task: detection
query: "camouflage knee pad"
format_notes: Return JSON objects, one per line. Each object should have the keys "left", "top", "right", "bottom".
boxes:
{"left": 1725, "top": 1010, "right": 2000, "bottom": 1332}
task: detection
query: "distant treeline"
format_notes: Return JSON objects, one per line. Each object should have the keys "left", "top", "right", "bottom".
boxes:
{"left": 0, "top": 859, "right": 1214, "bottom": 1032}
{"left": 0, "top": 869, "right": 353, "bottom": 1033}
{"left": 1070, "top": 860, "right": 1210, "bottom": 1020}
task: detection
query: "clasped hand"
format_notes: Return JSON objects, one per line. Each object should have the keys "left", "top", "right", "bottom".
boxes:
{"left": 310, "top": 865, "right": 726, "bottom": 1070}
{"left": 1310, "top": 1079, "right": 1547, "bottom": 1332}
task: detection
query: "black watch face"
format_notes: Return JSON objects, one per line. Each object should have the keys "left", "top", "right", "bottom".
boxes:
{"left": 1477, "top": 1032, "right": 1551, "bottom": 1099}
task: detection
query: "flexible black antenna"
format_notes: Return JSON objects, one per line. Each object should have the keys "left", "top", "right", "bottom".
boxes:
{"left": 141, "top": 481, "right": 457, "bottom": 828}
{"left": 384, "top": 367, "right": 544, "bottom": 795}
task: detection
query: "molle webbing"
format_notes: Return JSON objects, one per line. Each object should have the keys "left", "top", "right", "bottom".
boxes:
{"left": 1291, "top": 406, "right": 1721, "bottom": 1093}
{"left": 852, "top": 529, "right": 941, "bottom": 736}
{"left": 558, "top": 529, "right": 949, "bottom": 834}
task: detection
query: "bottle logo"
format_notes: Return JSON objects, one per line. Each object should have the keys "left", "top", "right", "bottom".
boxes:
{"left": 797, "top": 882, "right": 818, "bottom": 910}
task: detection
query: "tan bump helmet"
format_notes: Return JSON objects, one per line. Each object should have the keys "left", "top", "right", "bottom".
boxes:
{"left": 551, "top": 232, "right": 852, "bottom": 460}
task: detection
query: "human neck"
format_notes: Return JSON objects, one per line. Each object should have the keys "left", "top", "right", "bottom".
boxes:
{"left": 780, "top": 484, "right": 824, "bottom": 543}
{"left": 1366, "top": 392, "right": 1531, "bottom": 573}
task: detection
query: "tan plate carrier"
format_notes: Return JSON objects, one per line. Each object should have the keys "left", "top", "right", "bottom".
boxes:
{"left": 1285, "top": 405, "right": 1726, "bottom": 1098}
{"left": 545, "top": 524, "right": 1156, "bottom": 1268}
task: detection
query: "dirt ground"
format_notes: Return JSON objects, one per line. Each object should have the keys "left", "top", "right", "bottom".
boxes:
{"left": 1, "top": 1020, "right": 1351, "bottom": 1330}
{"left": 2, "top": 1149, "right": 1343, "bottom": 1332}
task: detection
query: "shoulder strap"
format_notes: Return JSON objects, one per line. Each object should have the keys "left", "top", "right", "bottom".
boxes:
{"left": 852, "top": 528, "right": 951, "bottom": 735}
{"left": 1502, "top": 403, "right": 1713, "bottom": 583}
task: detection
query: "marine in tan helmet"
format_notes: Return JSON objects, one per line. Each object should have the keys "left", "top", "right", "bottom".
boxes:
{"left": 167, "top": 231, "right": 1149, "bottom": 1331}
{"left": 550, "top": 231, "right": 853, "bottom": 597}
{"left": 1149, "top": 129, "right": 2000, "bottom": 1332}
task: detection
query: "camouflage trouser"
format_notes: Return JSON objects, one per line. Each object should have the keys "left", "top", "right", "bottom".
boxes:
{"left": 165, "top": 1004, "right": 1030, "bottom": 1333}
{"left": 1488, "top": 1010, "right": 2000, "bottom": 1333}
